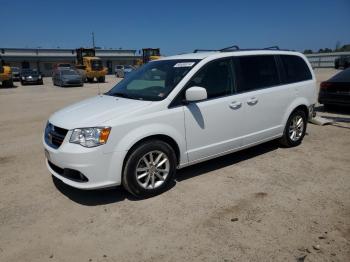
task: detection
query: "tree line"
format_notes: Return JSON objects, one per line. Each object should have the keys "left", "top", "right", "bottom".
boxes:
{"left": 303, "top": 44, "right": 350, "bottom": 54}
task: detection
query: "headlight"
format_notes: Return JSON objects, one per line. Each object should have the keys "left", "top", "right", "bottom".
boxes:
{"left": 38, "top": 75, "right": 42, "bottom": 79}
{"left": 22, "top": 76, "right": 25, "bottom": 80}
{"left": 70, "top": 127, "right": 111, "bottom": 147}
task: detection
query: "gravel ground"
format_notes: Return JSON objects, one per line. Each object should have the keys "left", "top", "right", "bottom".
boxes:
{"left": 0, "top": 70, "right": 349, "bottom": 262}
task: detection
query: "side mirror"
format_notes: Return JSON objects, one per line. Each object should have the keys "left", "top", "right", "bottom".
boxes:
{"left": 185, "top": 86, "right": 207, "bottom": 102}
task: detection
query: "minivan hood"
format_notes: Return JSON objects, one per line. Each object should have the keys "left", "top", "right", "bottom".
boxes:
{"left": 49, "top": 95, "right": 152, "bottom": 130}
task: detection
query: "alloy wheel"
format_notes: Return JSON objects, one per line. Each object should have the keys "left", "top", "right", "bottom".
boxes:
{"left": 135, "top": 150, "right": 170, "bottom": 189}
{"left": 289, "top": 115, "right": 304, "bottom": 142}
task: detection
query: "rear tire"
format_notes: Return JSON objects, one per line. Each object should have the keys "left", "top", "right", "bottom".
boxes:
{"left": 279, "top": 109, "right": 307, "bottom": 147}
{"left": 87, "top": 77, "right": 94, "bottom": 83}
{"left": 122, "top": 140, "right": 176, "bottom": 198}
{"left": 8, "top": 80, "right": 14, "bottom": 87}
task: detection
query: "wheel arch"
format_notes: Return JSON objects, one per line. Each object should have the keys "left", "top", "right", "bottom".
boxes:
{"left": 282, "top": 98, "right": 310, "bottom": 127}
{"left": 121, "top": 134, "right": 181, "bottom": 176}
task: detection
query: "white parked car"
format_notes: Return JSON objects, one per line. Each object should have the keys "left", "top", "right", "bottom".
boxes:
{"left": 43, "top": 48, "right": 316, "bottom": 197}
{"left": 115, "top": 65, "right": 135, "bottom": 78}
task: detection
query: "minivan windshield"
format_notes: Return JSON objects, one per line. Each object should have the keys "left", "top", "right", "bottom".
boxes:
{"left": 21, "top": 69, "right": 39, "bottom": 76}
{"left": 107, "top": 59, "right": 199, "bottom": 101}
{"left": 61, "top": 69, "right": 79, "bottom": 75}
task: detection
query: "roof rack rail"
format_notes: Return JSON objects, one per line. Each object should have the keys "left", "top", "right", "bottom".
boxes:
{"left": 193, "top": 45, "right": 240, "bottom": 53}
{"left": 220, "top": 45, "right": 240, "bottom": 52}
{"left": 193, "top": 49, "right": 218, "bottom": 53}
{"left": 264, "top": 46, "right": 280, "bottom": 50}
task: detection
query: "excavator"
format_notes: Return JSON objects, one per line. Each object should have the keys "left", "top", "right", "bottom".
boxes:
{"left": 0, "top": 59, "right": 13, "bottom": 87}
{"left": 75, "top": 48, "right": 108, "bottom": 83}
{"left": 136, "top": 48, "right": 161, "bottom": 66}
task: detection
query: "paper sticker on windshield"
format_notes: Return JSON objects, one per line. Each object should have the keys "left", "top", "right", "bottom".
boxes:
{"left": 174, "top": 62, "right": 195, "bottom": 68}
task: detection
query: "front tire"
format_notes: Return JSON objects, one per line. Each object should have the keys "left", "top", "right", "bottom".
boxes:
{"left": 279, "top": 109, "right": 307, "bottom": 147}
{"left": 122, "top": 140, "right": 176, "bottom": 198}
{"left": 98, "top": 76, "right": 105, "bottom": 83}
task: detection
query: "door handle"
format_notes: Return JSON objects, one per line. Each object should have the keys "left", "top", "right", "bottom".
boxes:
{"left": 247, "top": 97, "right": 258, "bottom": 105}
{"left": 229, "top": 101, "right": 242, "bottom": 110}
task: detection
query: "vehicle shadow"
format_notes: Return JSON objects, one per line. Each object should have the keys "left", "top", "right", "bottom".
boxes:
{"left": 53, "top": 140, "right": 279, "bottom": 206}
{"left": 176, "top": 140, "right": 279, "bottom": 182}
{"left": 53, "top": 177, "right": 133, "bottom": 206}
{"left": 0, "top": 84, "right": 18, "bottom": 89}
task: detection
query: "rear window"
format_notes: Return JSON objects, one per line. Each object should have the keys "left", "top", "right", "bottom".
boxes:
{"left": 235, "top": 55, "right": 280, "bottom": 93}
{"left": 329, "top": 68, "right": 350, "bottom": 82}
{"left": 280, "top": 55, "right": 312, "bottom": 83}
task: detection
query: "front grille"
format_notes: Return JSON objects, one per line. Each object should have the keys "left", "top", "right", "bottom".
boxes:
{"left": 48, "top": 160, "right": 88, "bottom": 182}
{"left": 45, "top": 123, "right": 68, "bottom": 149}
{"left": 66, "top": 80, "right": 81, "bottom": 84}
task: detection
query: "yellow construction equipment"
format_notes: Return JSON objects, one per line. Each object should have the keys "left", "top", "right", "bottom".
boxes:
{"left": 0, "top": 60, "right": 13, "bottom": 87}
{"left": 136, "top": 48, "right": 161, "bottom": 66}
{"left": 75, "top": 48, "right": 108, "bottom": 82}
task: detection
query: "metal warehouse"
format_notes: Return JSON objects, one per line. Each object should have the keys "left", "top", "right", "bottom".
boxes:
{"left": 0, "top": 47, "right": 140, "bottom": 76}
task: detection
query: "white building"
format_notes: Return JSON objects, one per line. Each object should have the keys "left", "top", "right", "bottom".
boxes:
{"left": 0, "top": 48, "right": 140, "bottom": 76}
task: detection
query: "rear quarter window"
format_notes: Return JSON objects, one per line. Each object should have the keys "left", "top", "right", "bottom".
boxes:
{"left": 280, "top": 55, "right": 312, "bottom": 83}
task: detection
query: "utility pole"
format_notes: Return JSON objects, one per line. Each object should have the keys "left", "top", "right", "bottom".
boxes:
{"left": 92, "top": 32, "right": 95, "bottom": 48}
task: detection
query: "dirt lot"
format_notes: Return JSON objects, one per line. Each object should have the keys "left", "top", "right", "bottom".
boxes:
{"left": 0, "top": 70, "right": 349, "bottom": 262}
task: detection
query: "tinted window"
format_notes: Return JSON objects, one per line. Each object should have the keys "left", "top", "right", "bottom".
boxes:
{"left": 236, "top": 55, "right": 280, "bottom": 93}
{"left": 280, "top": 55, "right": 312, "bottom": 83}
{"left": 187, "top": 59, "right": 234, "bottom": 99}
{"left": 329, "top": 68, "right": 350, "bottom": 82}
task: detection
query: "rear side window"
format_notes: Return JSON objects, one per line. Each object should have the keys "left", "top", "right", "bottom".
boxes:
{"left": 235, "top": 55, "right": 280, "bottom": 93}
{"left": 187, "top": 58, "right": 234, "bottom": 99}
{"left": 280, "top": 55, "right": 312, "bottom": 83}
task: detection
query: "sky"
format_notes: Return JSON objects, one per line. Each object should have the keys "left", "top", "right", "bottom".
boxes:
{"left": 1, "top": 0, "right": 349, "bottom": 55}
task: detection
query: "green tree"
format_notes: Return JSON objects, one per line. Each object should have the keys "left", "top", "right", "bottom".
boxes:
{"left": 303, "top": 49, "right": 313, "bottom": 54}
{"left": 339, "top": 44, "right": 350, "bottom": 52}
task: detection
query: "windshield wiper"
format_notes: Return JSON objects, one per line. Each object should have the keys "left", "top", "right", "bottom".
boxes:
{"left": 109, "top": 92, "right": 139, "bottom": 100}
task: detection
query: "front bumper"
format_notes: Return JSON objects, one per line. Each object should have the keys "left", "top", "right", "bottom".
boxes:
{"left": 62, "top": 80, "right": 83, "bottom": 86}
{"left": 22, "top": 79, "right": 43, "bottom": 84}
{"left": 43, "top": 134, "right": 125, "bottom": 190}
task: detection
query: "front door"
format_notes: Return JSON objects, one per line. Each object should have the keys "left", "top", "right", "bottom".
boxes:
{"left": 183, "top": 58, "right": 245, "bottom": 163}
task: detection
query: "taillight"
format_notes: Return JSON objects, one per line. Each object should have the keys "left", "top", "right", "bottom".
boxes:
{"left": 320, "top": 82, "right": 332, "bottom": 90}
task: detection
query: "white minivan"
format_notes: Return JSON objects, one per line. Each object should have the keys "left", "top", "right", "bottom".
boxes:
{"left": 43, "top": 48, "right": 317, "bottom": 197}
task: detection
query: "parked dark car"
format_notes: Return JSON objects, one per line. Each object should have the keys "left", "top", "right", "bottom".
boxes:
{"left": 334, "top": 56, "right": 350, "bottom": 69}
{"left": 11, "top": 67, "right": 20, "bottom": 81}
{"left": 52, "top": 68, "right": 83, "bottom": 87}
{"left": 20, "top": 69, "right": 43, "bottom": 85}
{"left": 319, "top": 68, "right": 350, "bottom": 107}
